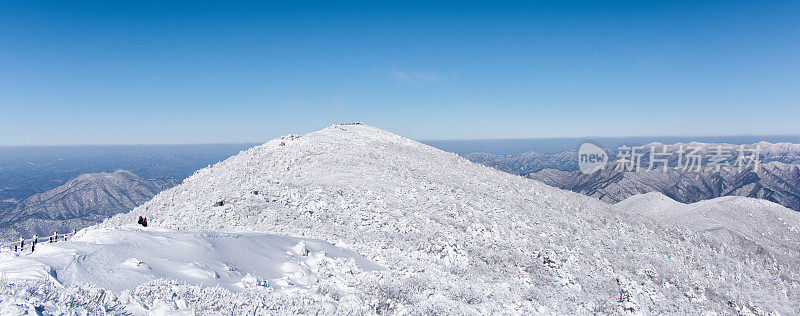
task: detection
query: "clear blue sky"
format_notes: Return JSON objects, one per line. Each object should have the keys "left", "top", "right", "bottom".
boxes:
{"left": 1, "top": 1, "right": 798, "bottom": 145}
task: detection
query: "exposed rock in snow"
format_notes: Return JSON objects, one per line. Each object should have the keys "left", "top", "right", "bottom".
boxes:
{"left": 2, "top": 124, "right": 800, "bottom": 314}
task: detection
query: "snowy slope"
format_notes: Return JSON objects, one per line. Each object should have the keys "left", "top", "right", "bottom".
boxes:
{"left": 0, "top": 227, "right": 378, "bottom": 292}
{"left": 0, "top": 227, "right": 380, "bottom": 315}
{"left": 613, "top": 192, "right": 800, "bottom": 261}
{"left": 2, "top": 123, "right": 800, "bottom": 314}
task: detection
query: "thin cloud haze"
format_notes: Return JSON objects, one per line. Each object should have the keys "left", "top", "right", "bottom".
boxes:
{"left": 390, "top": 69, "right": 456, "bottom": 83}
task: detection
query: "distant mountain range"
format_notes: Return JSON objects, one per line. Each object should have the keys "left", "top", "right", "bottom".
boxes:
{"left": 463, "top": 151, "right": 578, "bottom": 174}
{"left": 0, "top": 143, "right": 254, "bottom": 213}
{"left": 0, "top": 170, "right": 176, "bottom": 239}
{"left": 465, "top": 142, "right": 800, "bottom": 211}
{"left": 528, "top": 161, "right": 800, "bottom": 211}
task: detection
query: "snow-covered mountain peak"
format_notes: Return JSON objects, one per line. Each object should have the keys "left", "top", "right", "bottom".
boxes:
{"left": 93, "top": 124, "right": 800, "bottom": 313}
{"left": 613, "top": 191, "right": 683, "bottom": 213}
{"left": 105, "top": 122, "right": 586, "bottom": 234}
{"left": 6, "top": 124, "right": 800, "bottom": 314}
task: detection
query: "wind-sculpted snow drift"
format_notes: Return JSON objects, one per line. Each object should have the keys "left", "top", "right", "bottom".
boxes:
{"left": 0, "top": 228, "right": 381, "bottom": 314}
{"left": 2, "top": 124, "right": 800, "bottom": 314}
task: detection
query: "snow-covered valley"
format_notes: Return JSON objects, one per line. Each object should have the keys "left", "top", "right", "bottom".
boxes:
{"left": 2, "top": 123, "right": 799, "bottom": 314}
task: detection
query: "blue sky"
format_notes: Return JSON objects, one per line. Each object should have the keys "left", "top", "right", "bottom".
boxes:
{"left": 1, "top": 1, "right": 798, "bottom": 145}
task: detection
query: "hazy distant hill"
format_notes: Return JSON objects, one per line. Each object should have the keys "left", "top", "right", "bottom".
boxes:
{"left": 463, "top": 151, "right": 578, "bottom": 174}
{"left": 0, "top": 170, "right": 177, "bottom": 239}
{"left": 0, "top": 143, "right": 254, "bottom": 213}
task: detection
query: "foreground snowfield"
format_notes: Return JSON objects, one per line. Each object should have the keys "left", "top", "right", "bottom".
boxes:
{"left": 1, "top": 227, "right": 378, "bottom": 291}
{"left": 2, "top": 124, "right": 800, "bottom": 314}
{"left": 0, "top": 228, "right": 379, "bottom": 314}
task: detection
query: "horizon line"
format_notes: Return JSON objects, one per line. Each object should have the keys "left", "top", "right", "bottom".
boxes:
{"left": 2, "top": 133, "right": 800, "bottom": 148}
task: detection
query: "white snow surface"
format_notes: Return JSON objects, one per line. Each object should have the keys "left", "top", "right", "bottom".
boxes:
{"left": 0, "top": 227, "right": 378, "bottom": 292}
{"left": 613, "top": 192, "right": 800, "bottom": 264}
{"left": 0, "top": 227, "right": 381, "bottom": 314}
{"left": 2, "top": 123, "right": 800, "bottom": 314}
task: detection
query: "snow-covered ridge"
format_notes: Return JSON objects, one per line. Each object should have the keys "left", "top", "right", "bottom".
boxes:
{"left": 3, "top": 123, "right": 800, "bottom": 314}
{"left": 0, "top": 170, "right": 177, "bottom": 240}
{"left": 614, "top": 192, "right": 800, "bottom": 260}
